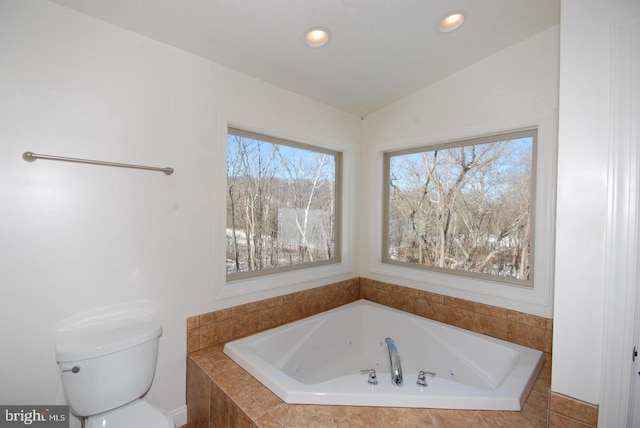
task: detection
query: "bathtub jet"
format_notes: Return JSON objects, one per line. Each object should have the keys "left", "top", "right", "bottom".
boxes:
{"left": 223, "top": 299, "right": 544, "bottom": 410}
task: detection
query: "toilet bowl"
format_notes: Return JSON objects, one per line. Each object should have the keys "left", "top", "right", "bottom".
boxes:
{"left": 85, "top": 399, "right": 173, "bottom": 428}
{"left": 55, "top": 320, "right": 174, "bottom": 428}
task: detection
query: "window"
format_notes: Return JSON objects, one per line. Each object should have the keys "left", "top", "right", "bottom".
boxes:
{"left": 383, "top": 129, "right": 536, "bottom": 287}
{"left": 227, "top": 128, "right": 342, "bottom": 280}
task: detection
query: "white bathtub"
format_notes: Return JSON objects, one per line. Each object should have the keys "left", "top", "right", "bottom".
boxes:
{"left": 223, "top": 299, "right": 544, "bottom": 410}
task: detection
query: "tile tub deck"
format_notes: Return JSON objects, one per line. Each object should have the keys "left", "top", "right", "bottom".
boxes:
{"left": 187, "top": 345, "right": 551, "bottom": 427}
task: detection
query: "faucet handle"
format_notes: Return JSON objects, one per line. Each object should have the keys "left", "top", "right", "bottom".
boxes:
{"left": 417, "top": 370, "right": 436, "bottom": 387}
{"left": 360, "top": 369, "right": 378, "bottom": 385}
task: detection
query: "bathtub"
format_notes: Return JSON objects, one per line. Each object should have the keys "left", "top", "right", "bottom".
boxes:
{"left": 223, "top": 299, "right": 544, "bottom": 410}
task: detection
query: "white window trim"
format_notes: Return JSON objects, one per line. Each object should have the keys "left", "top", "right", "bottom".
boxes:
{"left": 213, "top": 113, "right": 355, "bottom": 307}
{"left": 365, "top": 114, "right": 557, "bottom": 318}
{"left": 226, "top": 127, "right": 343, "bottom": 281}
{"left": 382, "top": 128, "right": 537, "bottom": 288}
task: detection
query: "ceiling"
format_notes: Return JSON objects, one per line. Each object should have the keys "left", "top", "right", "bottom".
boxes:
{"left": 50, "top": 0, "right": 560, "bottom": 117}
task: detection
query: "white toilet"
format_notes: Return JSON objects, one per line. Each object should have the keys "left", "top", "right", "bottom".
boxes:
{"left": 55, "top": 320, "right": 175, "bottom": 428}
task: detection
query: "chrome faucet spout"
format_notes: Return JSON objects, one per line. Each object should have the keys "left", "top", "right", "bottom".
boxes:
{"left": 385, "top": 337, "right": 403, "bottom": 386}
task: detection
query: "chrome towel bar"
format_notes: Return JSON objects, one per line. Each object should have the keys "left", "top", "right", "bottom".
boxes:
{"left": 22, "top": 151, "right": 174, "bottom": 175}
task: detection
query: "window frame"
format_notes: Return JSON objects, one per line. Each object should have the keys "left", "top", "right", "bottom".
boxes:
{"left": 382, "top": 128, "right": 538, "bottom": 288}
{"left": 226, "top": 127, "right": 343, "bottom": 281}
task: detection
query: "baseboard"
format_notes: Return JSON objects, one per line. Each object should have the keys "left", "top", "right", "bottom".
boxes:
{"left": 170, "top": 404, "right": 187, "bottom": 427}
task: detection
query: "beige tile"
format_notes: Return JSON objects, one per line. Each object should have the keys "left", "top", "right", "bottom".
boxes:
{"left": 195, "top": 356, "right": 221, "bottom": 378}
{"left": 230, "top": 389, "right": 267, "bottom": 421}
{"left": 521, "top": 390, "right": 549, "bottom": 423}
{"left": 187, "top": 315, "right": 200, "bottom": 329}
{"left": 208, "top": 350, "right": 239, "bottom": 372}
{"left": 539, "top": 354, "right": 552, "bottom": 380}
{"left": 187, "top": 327, "right": 200, "bottom": 353}
{"left": 259, "top": 296, "right": 284, "bottom": 310}
{"left": 233, "top": 300, "right": 263, "bottom": 317}
{"left": 200, "top": 318, "right": 234, "bottom": 348}
{"left": 209, "top": 382, "right": 230, "bottom": 428}
{"left": 396, "top": 292, "right": 418, "bottom": 315}
{"left": 523, "top": 413, "right": 549, "bottom": 428}
{"left": 428, "top": 409, "right": 486, "bottom": 428}
{"left": 507, "top": 310, "right": 548, "bottom": 329}
{"left": 474, "top": 302, "right": 508, "bottom": 319}
{"left": 282, "top": 301, "right": 304, "bottom": 323}
{"left": 378, "top": 407, "right": 435, "bottom": 427}
{"left": 445, "top": 306, "right": 474, "bottom": 330}
{"left": 358, "top": 277, "right": 374, "bottom": 288}
{"left": 421, "top": 290, "right": 446, "bottom": 304}
{"left": 226, "top": 365, "right": 260, "bottom": 389}
{"left": 375, "top": 289, "right": 395, "bottom": 307}
{"left": 303, "top": 296, "right": 323, "bottom": 317}
{"left": 211, "top": 372, "right": 239, "bottom": 394}
{"left": 301, "top": 286, "right": 323, "bottom": 300}
{"left": 507, "top": 321, "right": 547, "bottom": 352}
{"left": 531, "top": 375, "right": 551, "bottom": 396}
{"left": 327, "top": 282, "right": 359, "bottom": 308}
{"left": 260, "top": 305, "right": 285, "bottom": 331}
{"left": 252, "top": 383, "right": 285, "bottom": 411}
{"left": 234, "top": 409, "right": 255, "bottom": 428}
{"left": 233, "top": 312, "right": 260, "bottom": 338}
{"left": 199, "top": 307, "right": 232, "bottom": 325}
{"left": 255, "top": 413, "right": 285, "bottom": 428}
{"left": 397, "top": 285, "right": 422, "bottom": 298}
{"left": 283, "top": 289, "right": 307, "bottom": 304}
{"left": 544, "top": 329, "right": 553, "bottom": 353}
{"left": 445, "top": 296, "right": 475, "bottom": 311}
{"left": 374, "top": 280, "right": 397, "bottom": 293}
{"left": 197, "top": 343, "right": 225, "bottom": 357}
{"left": 549, "top": 412, "right": 594, "bottom": 428}
{"left": 284, "top": 405, "right": 332, "bottom": 428}
{"left": 360, "top": 284, "right": 376, "bottom": 302}
{"left": 249, "top": 384, "right": 289, "bottom": 425}
{"left": 416, "top": 298, "right": 446, "bottom": 322}
{"left": 186, "top": 359, "right": 210, "bottom": 428}
{"left": 198, "top": 324, "right": 217, "bottom": 349}
{"left": 188, "top": 350, "right": 209, "bottom": 365}
{"left": 550, "top": 393, "right": 598, "bottom": 426}
{"left": 478, "top": 409, "right": 540, "bottom": 427}
{"left": 330, "top": 406, "right": 383, "bottom": 427}
{"left": 473, "top": 312, "right": 508, "bottom": 340}
{"left": 268, "top": 402, "right": 291, "bottom": 425}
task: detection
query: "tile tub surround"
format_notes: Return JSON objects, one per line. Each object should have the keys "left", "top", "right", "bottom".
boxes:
{"left": 359, "top": 278, "right": 554, "bottom": 354}
{"left": 549, "top": 392, "right": 599, "bottom": 427}
{"left": 187, "top": 345, "right": 552, "bottom": 427}
{"left": 188, "top": 278, "right": 553, "bottom": 355}
{"left": 187, "top": 279, "right": 361, "bottom": 354}
{"left": 186, "top": 278, "right": 563, "bottom": 427}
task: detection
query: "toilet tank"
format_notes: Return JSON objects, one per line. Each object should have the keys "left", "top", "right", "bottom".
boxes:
{"left": 55, "top": 321, "right": 162, "bottom": 416}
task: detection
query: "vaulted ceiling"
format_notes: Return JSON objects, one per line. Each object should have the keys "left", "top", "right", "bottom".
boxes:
{"left": 50, "top": 0, "right": 560, "bottom": 116}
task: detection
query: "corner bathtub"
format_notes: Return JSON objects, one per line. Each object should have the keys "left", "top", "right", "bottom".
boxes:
{"left": 223, "top": 299, "right": 543, "bottom": 410}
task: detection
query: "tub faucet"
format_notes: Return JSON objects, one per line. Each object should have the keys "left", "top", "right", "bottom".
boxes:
{"left": 385, "top": 337, "right": 403, "bottom": 386}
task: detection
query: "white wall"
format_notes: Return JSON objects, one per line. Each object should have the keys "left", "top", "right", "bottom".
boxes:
{"left": 8, "top": 0, "right": 637, "bottom": 423}
{"left": 359, "top": 27, "right": 560, "bottom": 318}
{"left": 0, "top": 1, "right": 359, "bottom": 425}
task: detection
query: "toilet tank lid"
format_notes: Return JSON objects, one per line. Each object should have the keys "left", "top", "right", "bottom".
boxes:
{"left": 55, "top": 320, "right": 162, "bottom": 362}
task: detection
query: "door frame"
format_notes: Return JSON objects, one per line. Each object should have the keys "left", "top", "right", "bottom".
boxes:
{"left": 600, "top": 17, "right": 640, "bottom": 428}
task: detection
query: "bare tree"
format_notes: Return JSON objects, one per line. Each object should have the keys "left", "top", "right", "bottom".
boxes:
{"left": 387, "top": 136, "right": 533, "bottom": 281}
{"left": 227, "top": 133, "right": 338, "bottom": 275}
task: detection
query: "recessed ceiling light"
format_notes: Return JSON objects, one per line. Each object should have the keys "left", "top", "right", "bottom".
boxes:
{"left": 438, "top": 12, "right": 466, "bottom": 33}
{"left": 304, "top": 27, "right": 331, "bottom": 48}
